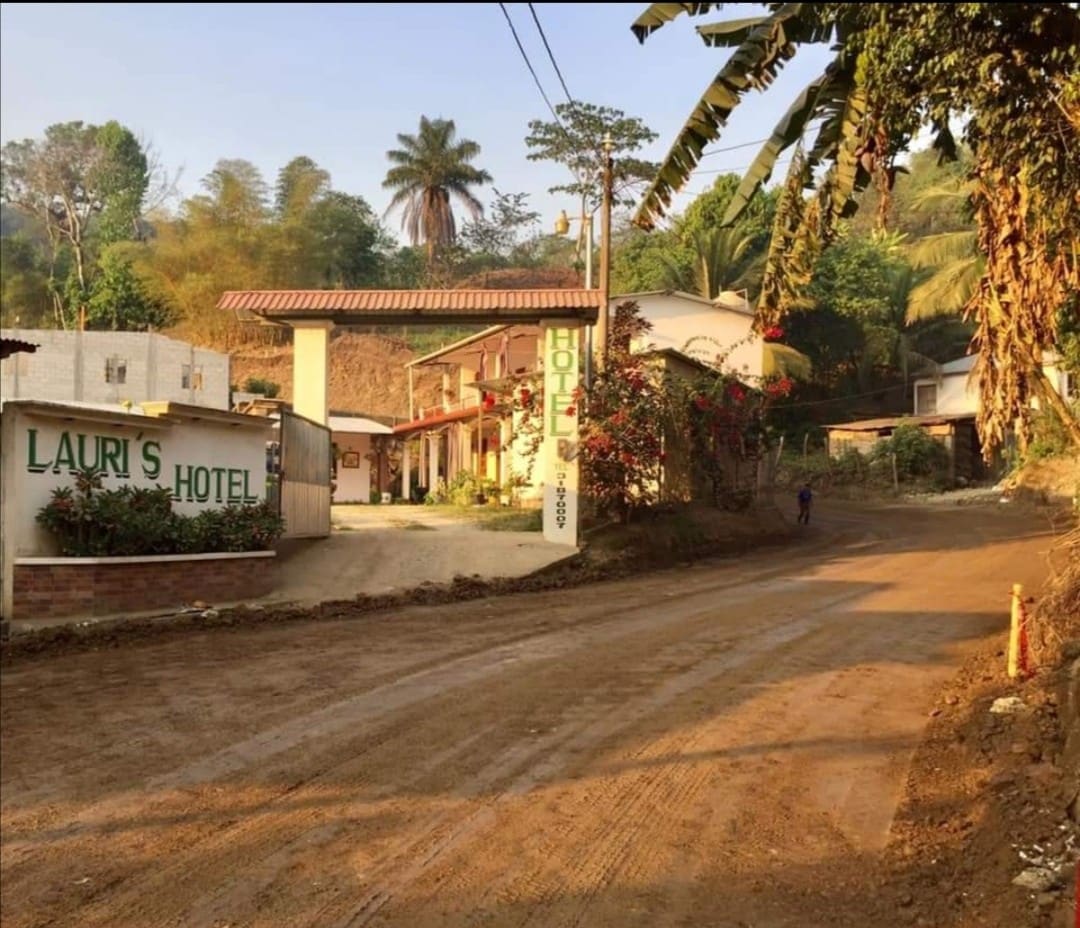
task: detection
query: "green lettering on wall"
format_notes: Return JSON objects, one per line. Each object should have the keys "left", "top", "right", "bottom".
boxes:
{"left": 192, "top": 466, "right": 211, "bottom": 502}
{"left": 242, "top": 470, "right": 258, "bottom": 503}
{"left": 52, "top": 432, "right": 76, "bottom": 474}
{"left": 212, "top": 467, "right": 227, "bottom": 503}
{"left": 76, "top": 434, "right": 101, "bottom": 473}
{"left": 174, "top": 464, "right": 194, "bottom": 501}
{"left": 27, "top": 429, "right": 51, "bottom": 473}
{"left": 228, "top": 468, "right": 243, "bottom": 501}
{"left": 142, "top": 441, "right": 161, "bottom": 480}
{"left": 99, "top": 437, "right": 126, "bottom": 477}
{"left": 549, "top": 395, "right": 573, "bottom": 437}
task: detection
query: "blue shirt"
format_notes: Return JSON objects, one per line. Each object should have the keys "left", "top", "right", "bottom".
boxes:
{"left": 798, "top": 488, "right": 812, "bottom": 503}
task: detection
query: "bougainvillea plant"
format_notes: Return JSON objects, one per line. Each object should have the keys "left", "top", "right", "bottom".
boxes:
{"left": 503, "top": 301, "right": 796, "bottom": 522}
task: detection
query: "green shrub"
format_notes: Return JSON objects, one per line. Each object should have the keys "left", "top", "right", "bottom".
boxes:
{"left": 428, "top": 470, "right": 499, "bottom": 507}
{"left": 870, "top": 423, "right": 950, "bottom": 480}
{"left": 37, "top": 468, "right": 284, "bottom": 556}
{"left": 244, "top": 377, "right": 280, "bottom": 398}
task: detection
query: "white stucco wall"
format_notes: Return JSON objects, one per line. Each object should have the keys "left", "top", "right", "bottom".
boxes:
{"left": 619, "top": 293, "right": 762, "bottom": 380}
{"left": 0, "top": 329, "right": 230, "bottom": 410}
{"left": 333, "top": 432, "right": 372, "bottom": 503}
{"left": 913, "top": 372, "right": 979, "bottom": 416}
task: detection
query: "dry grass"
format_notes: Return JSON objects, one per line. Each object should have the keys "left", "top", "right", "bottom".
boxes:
{"left": 1031, "top": 522, "right": 1080, "bottom": 662}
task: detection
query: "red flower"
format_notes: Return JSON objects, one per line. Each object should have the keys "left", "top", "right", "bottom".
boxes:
{"left": 726, "top": 382, "right": 746, "bottom": 403}
{"left": 564, "top": 405, "right": 576, "bottom": 418}
{"left": 519, "top": 388, "right": 532, "bottom": 405}
{"left": 763, "top": 325, "right": 784, "bottom": 341}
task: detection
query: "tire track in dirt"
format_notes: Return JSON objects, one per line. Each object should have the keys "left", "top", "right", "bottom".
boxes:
{"left": 14, "top": 579, "right": 841, "bottom": 928}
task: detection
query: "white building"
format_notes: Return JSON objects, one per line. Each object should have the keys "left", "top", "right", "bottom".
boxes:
{"left": 615, "top": 290, "right": 762, "bottom": 380}
{"left": 328, "top": 414, "right": 394, "bottom": 504}
{"left": 0, "top": 329, "right": 231, "bottom": 411}
{"left": 913, "top": 354, "right": 1075, "bottom": 416}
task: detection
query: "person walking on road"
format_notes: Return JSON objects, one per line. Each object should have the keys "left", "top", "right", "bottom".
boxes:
{"left": 797, "top": 484, "right": 813, "bottom": 525}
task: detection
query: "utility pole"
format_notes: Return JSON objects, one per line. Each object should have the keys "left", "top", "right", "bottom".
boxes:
{"left": 596, "top": 132, "right": 614, "bottom": 372}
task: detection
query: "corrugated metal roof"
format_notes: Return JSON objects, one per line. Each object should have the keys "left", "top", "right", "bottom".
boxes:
{"left": 393, "top": 405, "right": 483, "bottom": 435}
{"left": 218, "top": 289, "right": 603, "bottom": 319}
{"left": 825, "top": 414, "right": 976, "bottom": 432}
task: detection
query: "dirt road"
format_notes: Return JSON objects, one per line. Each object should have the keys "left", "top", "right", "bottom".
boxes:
{"left": 0, "top": 502, "right": 1054, "bottom": 927}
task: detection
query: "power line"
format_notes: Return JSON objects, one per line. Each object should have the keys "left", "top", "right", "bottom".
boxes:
{"left": 498, "top": 3, "right": 565, "bottom": 131}
{"left": 528, "top": 3, "right": 574, "bottom": 105}
{"left": 700, "top": 138, "right": 769, "bottom": 158}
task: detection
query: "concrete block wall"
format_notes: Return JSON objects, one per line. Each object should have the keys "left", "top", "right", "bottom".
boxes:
{"left": 1, "top": 329, "right": 230, "bottom": 410}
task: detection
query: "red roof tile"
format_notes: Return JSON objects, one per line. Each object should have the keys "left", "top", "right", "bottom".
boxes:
{"left": 217, "top": 289, "right": 602, "bottom": 323}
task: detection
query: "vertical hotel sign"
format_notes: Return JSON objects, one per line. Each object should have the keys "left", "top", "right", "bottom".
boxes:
{"left": 542, "top": 324, "right": 580, "bottom": 546}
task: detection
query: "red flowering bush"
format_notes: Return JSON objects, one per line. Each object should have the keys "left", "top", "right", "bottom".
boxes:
{"left": 504, "top": 302, "right": 797, "bottom": 521}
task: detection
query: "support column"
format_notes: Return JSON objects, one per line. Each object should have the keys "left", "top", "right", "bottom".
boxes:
{"left": 540, "top": 321, "right": 581, "bottom": 547}
{"left": 292, "top": 321, "right": 332, "bottom": 425}
{"left": 427, "top": 434, "right": 439, "bottom": 491}
{"left": 498, "top": 419, "right": 509, "bottom": 503}
{"left": 401, "top": 439, "right": 411, "bottom": 502}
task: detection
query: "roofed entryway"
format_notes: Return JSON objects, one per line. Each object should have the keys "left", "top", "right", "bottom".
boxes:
{"left": 219, "top": 288, "right": 601, "bottom": 546}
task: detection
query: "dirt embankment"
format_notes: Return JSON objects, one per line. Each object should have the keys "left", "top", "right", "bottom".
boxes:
{"left": 231, "top": 332, "right": 444, "bottom": 419}
{"left": 880, "top": 640, "right": 1080, "bottom": 927}
{"left": 1, "top": 505, "right": 795, "bottom": 665}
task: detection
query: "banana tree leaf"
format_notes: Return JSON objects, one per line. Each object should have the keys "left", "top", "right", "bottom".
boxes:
{"left": 634, "top": 5, "right": 821, "bottom": 229}
{"left": 721, "top": 58, "right": 852, "bottom": 226}
{"left": 695, "top": 16, "right": 771, "bottom": 47}
{"left": 631, "top": 3, "right": 724, "bottom": 44}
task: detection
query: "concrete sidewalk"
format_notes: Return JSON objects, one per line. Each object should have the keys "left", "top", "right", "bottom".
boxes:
{"left": 269, "top": 504, "right": 571, "bottom": 606}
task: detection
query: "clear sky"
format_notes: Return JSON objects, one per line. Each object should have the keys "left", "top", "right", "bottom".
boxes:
{"left": 1, "top": 2, "right": 833, "bottom": 239}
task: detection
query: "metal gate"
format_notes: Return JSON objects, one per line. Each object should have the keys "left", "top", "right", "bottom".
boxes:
{"left": 277, "top": 409, "right": 332, "bottom": 538}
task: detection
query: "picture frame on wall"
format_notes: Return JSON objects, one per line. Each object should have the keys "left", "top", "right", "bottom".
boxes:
{"left": 341, "top": 451, "right": 360, "bottom": 469}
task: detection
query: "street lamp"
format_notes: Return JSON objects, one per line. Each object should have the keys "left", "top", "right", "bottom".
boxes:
{"left": 554, "top": 209, "right": 594, "bottom": 290}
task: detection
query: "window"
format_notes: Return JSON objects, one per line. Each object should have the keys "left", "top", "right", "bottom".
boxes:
{"left": 915, "top": 383, "right": 937, "bottom": 415}
{"left": 182, "top": 364, "right": 203, "bottom": 390}
{"left": 105, "top": 357, "right": 127, "bottom": 384}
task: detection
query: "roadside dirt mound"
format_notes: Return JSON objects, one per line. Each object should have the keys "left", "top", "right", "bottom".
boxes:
{"left": 230, "top": 332, "right": 443, "bottom": 419}
{"left": 1006, "top": 454, "right": 1080, "bottom": 508}
{"left": 876, "top": 643, "right": 1079, "bottom": 928}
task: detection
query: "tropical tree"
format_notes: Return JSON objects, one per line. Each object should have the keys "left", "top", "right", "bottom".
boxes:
{"left": 1, "top": 120, "right": 150, "bottom": 328}
{"left": 525, "top": 101, "right": 658, "bottom": 213}
{"left": 630, "top": 2, "right": 1080, "bottom": 452}
{"left": 383, "top": 116, "right": 492, "bottom": 268}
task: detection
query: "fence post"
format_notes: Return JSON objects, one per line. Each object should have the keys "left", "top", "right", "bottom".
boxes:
{"left": 891, "top": 453, "right": 899, "bottom": 493}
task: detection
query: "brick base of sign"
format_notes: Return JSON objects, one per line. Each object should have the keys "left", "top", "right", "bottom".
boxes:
{"left": 12, "top": 552, "right": 276, "bottom": 620}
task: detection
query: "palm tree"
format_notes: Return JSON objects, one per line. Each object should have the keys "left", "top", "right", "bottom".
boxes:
{"left": 904, "top": 182, "right": 981, "bottom": 323}
{"left": 383, "top": 116, "right": 492, "bottom": 267}
{"left": 660, "top": 225, "right": 760, "bottom": 299}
